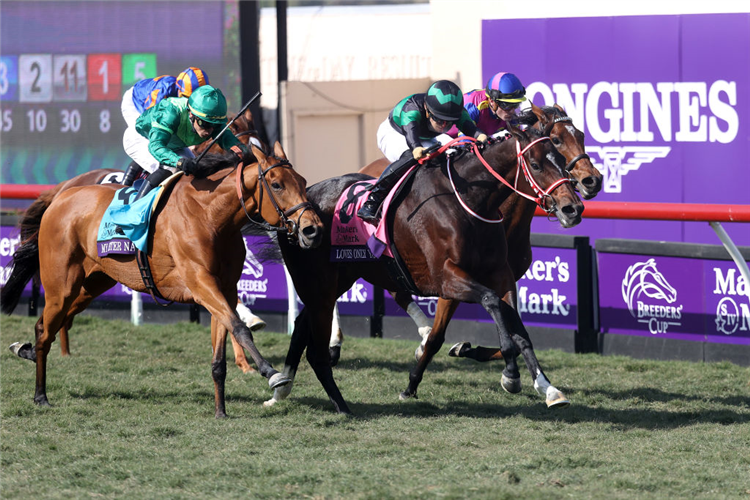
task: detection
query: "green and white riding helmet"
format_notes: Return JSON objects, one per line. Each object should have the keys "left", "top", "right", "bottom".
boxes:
{"left": 187, "top": 85, "right": 228, "bottom": 125}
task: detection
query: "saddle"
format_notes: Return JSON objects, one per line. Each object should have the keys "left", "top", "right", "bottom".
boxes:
{"left": 97, "top": 172, "right": 183, "bottom": 304}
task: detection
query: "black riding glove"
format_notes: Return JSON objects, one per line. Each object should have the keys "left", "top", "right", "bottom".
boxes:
{"left": 177, "top": 157, "right": 198, "bottom": 175}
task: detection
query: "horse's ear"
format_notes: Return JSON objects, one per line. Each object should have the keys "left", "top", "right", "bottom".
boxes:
{"left": 243, "top": 108, "right": 253, "bottom": 125}
{"left": 273, "top": 141, "right": 287, "bottom": 160}
{"left": 553, "top": 103, "right": 565, "bottom": 113}
{"left": 530, "top": 101, "right": 547, "bottom": 123}
{"left": 250, "top": 143, "right": 268, "bottom": 165}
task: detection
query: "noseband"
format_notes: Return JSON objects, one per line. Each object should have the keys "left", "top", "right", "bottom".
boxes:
{"left": 542, "top": 115, "right": 590, "bottom": 172}
{"left": 235, "top": 160, "right": 314, "bottom": 240}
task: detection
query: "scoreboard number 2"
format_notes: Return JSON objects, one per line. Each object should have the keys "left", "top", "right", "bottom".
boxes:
{"left": 19, "top": 54, "right": 52, "bottom": 103}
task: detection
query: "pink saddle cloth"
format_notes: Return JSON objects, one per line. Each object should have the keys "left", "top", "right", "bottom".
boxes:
{"left": 330, "top": 166, "right": 418, "bottom": 262}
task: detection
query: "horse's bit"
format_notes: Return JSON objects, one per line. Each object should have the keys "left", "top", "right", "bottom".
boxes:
{"left": 235, "top": 159, "right": 314, "bottom": 242}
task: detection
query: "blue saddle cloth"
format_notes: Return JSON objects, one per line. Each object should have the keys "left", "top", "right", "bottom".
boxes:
{"left": 97, "top": 179, "right": 162, "bottom": 255}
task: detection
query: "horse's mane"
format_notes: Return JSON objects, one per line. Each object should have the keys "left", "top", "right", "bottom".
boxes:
{"left": 513, "top": 105, "right": 566, "bottom": 129}
{"left": 190, "top": 151, "right": 246, "bottom": 179}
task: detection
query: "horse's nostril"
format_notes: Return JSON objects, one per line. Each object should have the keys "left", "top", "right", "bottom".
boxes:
{"left": 302, "top": 225, "right": 318, "bottom": 238}
{"left": 562, "top": 203, "right": 583, "bottom": 218}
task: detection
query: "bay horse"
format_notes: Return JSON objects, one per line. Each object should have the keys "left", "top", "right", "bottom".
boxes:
{"left": 19, "top": 109, "right": 268, "bottom": 371}
{"left": 264, "top": 122, "right": 584, "bottom": 414}
{"left": 1, "top": 144, "right": 323, "bottom": 418}
{"left": 327, "top": 103, "right": 602, "bottom": 366}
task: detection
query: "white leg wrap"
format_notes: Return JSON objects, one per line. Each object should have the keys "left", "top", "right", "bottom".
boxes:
{"left": 330, "top": 304, "right": 343, "bottom": 348}
{"left": 406, "top": 302, "right": 432, "bottom": 339}
{"left": 533, "top": 370, "right": 551, "bottom": 397}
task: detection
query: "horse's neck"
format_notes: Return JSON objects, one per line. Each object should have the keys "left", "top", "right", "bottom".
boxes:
{"left": 183, "top": 165, "right": 259, "bottom": 233}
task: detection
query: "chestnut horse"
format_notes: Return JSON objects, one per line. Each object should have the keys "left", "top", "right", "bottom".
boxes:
{"left": 22, "top": 109, "right": 268, "bottom": 370}
{"left": 326, "top": 103, "right": 602, "bottom": 366}
{"left": 2, "top": 144, "right": 323, "bottom": 418}
{"left": 264, "top": 122, "right": 584, "bottom": 414}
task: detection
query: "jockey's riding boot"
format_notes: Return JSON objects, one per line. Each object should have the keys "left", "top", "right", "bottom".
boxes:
{"left": 357, "top": 152, "right": 416, "bottom": 224}
{"left": 122, "top": 161, "right": 143, "bottom": 187}
{"left": 133, "top": 167, "right": 171, "bottom": 202}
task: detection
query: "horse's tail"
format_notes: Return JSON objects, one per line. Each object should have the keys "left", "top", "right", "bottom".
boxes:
{"left": 0, "top": 189, "right": 56, "bottom": 315}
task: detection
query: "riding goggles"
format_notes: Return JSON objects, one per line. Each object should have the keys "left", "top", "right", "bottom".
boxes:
{"left": 496, "top": 100, "right": 521, "bottom": 111}
{"left": 192, "top": 116, "right": 215, "bottom": 130}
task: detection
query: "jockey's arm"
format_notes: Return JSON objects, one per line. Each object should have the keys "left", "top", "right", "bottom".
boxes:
{"left": 147, "top": 126, "right": 182, "bottom": 168}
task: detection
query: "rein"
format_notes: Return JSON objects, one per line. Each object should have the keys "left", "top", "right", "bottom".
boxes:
{"left": 235, "top": 160, "right": 313, "bottom": 240}
{"left": 430, "top": 135, "right": 570, "bottom": 222}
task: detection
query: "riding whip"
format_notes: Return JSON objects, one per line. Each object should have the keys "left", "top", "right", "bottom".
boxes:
{"left": 195, "top": 91, "right": 262, "bottom": 164}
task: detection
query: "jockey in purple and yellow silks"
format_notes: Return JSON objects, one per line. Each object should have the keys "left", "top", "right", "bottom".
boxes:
{"left": 120, "top": 67, "right": 210, "bottom": 186}
{"left": 446, "top": 72, "right": 527, "bottom": 139}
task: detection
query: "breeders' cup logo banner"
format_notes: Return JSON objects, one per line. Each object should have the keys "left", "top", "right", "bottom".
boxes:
{"left": 621, "top": 259, "right": 682, "bottom": 334}
{"left": 385, "top": 247, "right": 578, "bottom": 329}
{"left": 238, "top": 235, "right": 291, "bottom": 312}
{"left": 598, "top": 252, "right": 750, "bottom": 345}
{"left": 483, "top": 14, "right": 750, "bottom": 247}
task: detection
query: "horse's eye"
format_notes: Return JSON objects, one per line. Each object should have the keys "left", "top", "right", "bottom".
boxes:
{"left": 271, "top": 182, "right": 282, "bottom": 190}
{"left": 530, "top": 161, "right": 542, "bottom": 171}
{"left": 552, "top": 136, "right": 562, "bottom": 147}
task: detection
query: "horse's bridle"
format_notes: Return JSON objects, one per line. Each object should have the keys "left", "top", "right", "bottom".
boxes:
{"left": 542, "top": 115, "right": 590, "bottom": 172}
{"left": 438, "top": 134, "right": 571, "bottom": 220}
{"left": 235, "top": 159, "right": 314, "bottom": 240}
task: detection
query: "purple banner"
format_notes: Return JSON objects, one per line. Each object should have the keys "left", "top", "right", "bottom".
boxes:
{"left": 0, "top": 226, "right": 24, "bottom": 292}
{"left": 482, "top": 14, "right": 750, "bottom": 247}
{"left": 598, "top": 252, "right": 749, "bottom": 345}
{"left": 385, "top": 247, "right": 579, "bottom": 329}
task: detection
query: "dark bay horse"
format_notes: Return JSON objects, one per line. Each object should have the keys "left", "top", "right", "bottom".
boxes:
{"left": 1, "top": 144, "right": 323, "bottom": 418}
{"left": 263, "top": 122, "right": 584, "bottom": 414}
{"left": 334, "top": 103, "right": 602, "bottom": 365}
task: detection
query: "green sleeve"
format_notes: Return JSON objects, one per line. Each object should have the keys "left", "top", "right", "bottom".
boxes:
{"left": 217, "top": 130, "right": 251, "bottom": 159}
{"left": 146, "top": 104, "right": 183, "bottom": 167}
{"left": 147, "top": 127, "right": 181, "bottom": 167}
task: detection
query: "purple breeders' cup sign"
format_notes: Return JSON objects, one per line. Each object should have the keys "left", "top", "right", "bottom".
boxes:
{"left": 482, "top": 14, "right": 750, "bottom": 247}
{"left": 704, "top": 261, "right": 750, "bottom": 346}
{"left": 598, "top": 252, "right": 750, "bottom": 345}
{"left": 238, "top": 235, "right": 292, "bottom": 313}
{"left": 385, "top": 247, "right": 579, "bottom": 330}
{"left": 0, "top": 226, "right": 24, "bottom": 293}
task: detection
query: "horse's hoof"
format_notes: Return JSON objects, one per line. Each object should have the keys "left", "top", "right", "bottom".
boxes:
{"left": 329, "top": 345, "right": 341, "bottom": 367}
{"left": 247, "top": 318, "right": 266, "bottom": 332}
{"left": 399, "top": 391, "right": 417, "bottom": 401}
{"left": 501, "top": 373, "right": 522, "bottom": 394}
{"left": 215, "top": 411, "right": 228, "bottom": 419}
{"left": 448, "top": 342, "right": 471, "bottom": 357}
{"left": 34, "top": 396, "right": 51, "bottom": 407}
{"left": 546, "top": 389, "right": 570, "bottom": 409}
{"left": 268, "top": 372, "right": 291, "bottom": 389}
{"left": 9, "top": 342, "right": 36, "bottom": 361}
{"left": 414, "top": 344, "right": 424, "bottom": 362}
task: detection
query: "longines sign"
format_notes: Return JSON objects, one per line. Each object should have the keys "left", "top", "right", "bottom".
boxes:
{"left": 483, "top": 13, "right": 750, "bottom": 247}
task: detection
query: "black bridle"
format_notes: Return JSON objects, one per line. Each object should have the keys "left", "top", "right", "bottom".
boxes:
{"left": 541, "top": 114, "right": 590, "bottom": 172}
{"left": 236, "top": 159, "right": 314, "bottom": 241}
